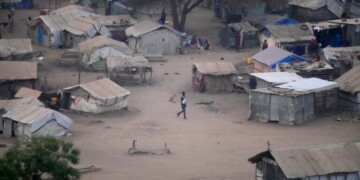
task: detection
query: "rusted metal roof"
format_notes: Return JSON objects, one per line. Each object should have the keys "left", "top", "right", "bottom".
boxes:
{"left": 249, "top": 141, "right": 360, "bottom": 178}
{"left": 63, "top": 78, "right": 130, "bottom": 101}
{"left": 193, "top": 62, "right": 237, "bottom": 75}
{"left": 15, "top": 87, "right": 42, "bottom": 99}
{"left": 78, "top": 36, "right": 132, "bottom": 55}
{"left": 336, "top": 66, "right": 360, "bottom": 94}
{"left": 0, "top": 61, "right": 37, "bottom": 80}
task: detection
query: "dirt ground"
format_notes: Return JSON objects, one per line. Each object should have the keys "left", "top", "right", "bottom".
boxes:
{"left": 1, "top": 2, "right": 360, "bottom": 180}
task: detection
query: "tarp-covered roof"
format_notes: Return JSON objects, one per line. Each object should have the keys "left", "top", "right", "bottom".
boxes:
{"left": 276, "top": 77, "right": 338, "bottom": 92}
{"left": 0, "top": 97, "right": 44, "bottom": 111}
{"left": 89, "top": 14, "right": 136, "bottom": 27}
{"left": 15, "top": 87, "right": 42, "bottom": 99}
{"left": 265, "top": 23, "right": 315, "bottom": 43}
{"left": 193, "top": 62, "right": 237, "bottom": 76}
{"left": 0, "top": 39, "right": 33, "bottom": 57}
{"left": 64, "top": 78, "right": 130, "bottom": 102}
{"left": 252, "top": 46, "right": 307, "bottom": 68}
{"left": 228, "top": 22, "right": 257, "bottom": 32}
{"left": 336, "top": 66, "right": 360, "bottom": 94}
{"left": 249, "top": 141, "right": 360, "bottom": 178}
{"left": 107, "top": 55, "right": 151, "bottom": 72}
{"left": 329, "top": 18, "right": 360, "bottom": 25}
{"left": 78, "top": 36, "right": 132, "bottom": 54}
{"left": 3, "top": 105, "right": 72, "bottom": 133}
{"left": 323, "top": 46, "right": 360, "bottom": 62}
{"left": 250, "top": 72, "right": 303, "bottom": 84}
{"left": 0, "top": 61, "right": 37, "bottom": 80}
{"left": 125, "top": 20, "right": 179, "bottom": 38}
{"left": 289, "top": 0, "right": 326, "bottom": 10}
{"left": 50, "top": 4, "right": 93, "bottom": 17}
{"left": 243, "top": 13, "right": 286, "bottom": 27}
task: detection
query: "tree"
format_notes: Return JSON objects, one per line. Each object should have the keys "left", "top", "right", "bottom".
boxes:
{"left": 0, "top": 136, "right": 80, "bottom": 180}
{"left": 169, "top": 0, "right": 204, "bottom": 32}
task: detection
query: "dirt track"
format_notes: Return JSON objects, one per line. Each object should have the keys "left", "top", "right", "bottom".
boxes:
{"left": 0, "top": 2, "right": 360, "bottom": 180}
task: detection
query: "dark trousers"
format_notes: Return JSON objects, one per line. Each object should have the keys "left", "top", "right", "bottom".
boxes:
{"left": 177, "top": 106, "right": 186, "bottom": 119}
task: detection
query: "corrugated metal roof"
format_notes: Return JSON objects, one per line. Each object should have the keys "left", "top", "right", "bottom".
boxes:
{"left": 265, "top": 23, "right": 315, "bottom": 43}
{"left": 0, "top": 38, "right": 33, "bottom": 55}
{"left": 271, "top": 141, "right": 360, "bottom": 178}
{"left": 252, "top": 46, "right": 295, "bottom": 66}
{"left": 15, "top": 87, "right": 42, "bottom": 98}
{"left": 125, "top": 20, "right": 179, "bottom": 38}
{"left": 336, "top": 66, "right": 360, "bottom": 94}
{"left": 250, "top": 72, "right": 304, "bottom": 84}
{"left": 289, "top": 0, "right": 326, "bottom": 10}
{"left": 0, "top": 61, "right": 37, "bottom": 80}
{"left": 193, "top": 62, "right": 237, "bottom": 75}
{"left": 228, "top": 22, "right": 257, "bottom": 32}
{"left": 3, "top": 105, "right": 72, "bottom": 132}
{"left": 63, "top": 78, "right": 130, "bottom": 101}
{"left": 78, "top": 36, "right": 132, "bottom": 55}
{"left": 276, "top": 77, "right": 338, "bottom": 92}
{"left": 107, "top": 55, "right": 151, "bottom": 72}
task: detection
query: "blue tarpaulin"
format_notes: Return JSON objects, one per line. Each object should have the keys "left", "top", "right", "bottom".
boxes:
{"left": 274, "top": 18, "right": 298, "bottom": 25}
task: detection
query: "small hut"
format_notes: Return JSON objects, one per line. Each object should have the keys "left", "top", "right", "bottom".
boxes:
{"left": 125, "top": 20, "right": 182, "bottom": 55}
{"left": 219, "top": 22, "right": 259, "bottom": 50}
{"left": 248, "top": 141, "right": 360, "bottom": 180}
{"left": 78, "top": 36, "right": 133, "bottom": 71}
{"left": 192, "top": 62, "right": 237, "bottom": 93}
{"left": 0, "top": 39, "right": 33, "bottom": 60}
{"left": 63, "top": 78, "right": 130, "bottom": 114}
{"left": 288, "top": 0, "right": 337, "bottom": 22}
{"left": 252, "top": 47, "right": 307, "bottom": 73}
{"left": 249, "top": 78, "right": 339, "bottom": 125}
{"left": 324, "top": 46, "right": 360, "bottom": 78}
{"left": 106, "top": 56, "right": 152, "bottom": 85}
{"left": 336, "top": 66, "right": 360, "bottom": 113}
{"left": 15, "top": 87, "right": 42, "bottom": 99}
{"left": 2, "top": 105, "right": 72, "bottom": 140}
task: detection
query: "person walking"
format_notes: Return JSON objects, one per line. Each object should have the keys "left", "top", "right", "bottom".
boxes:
{"left": 261, "top": 40, "right": 268, "bottom": 50}
{"left": 8, "top": 13, "right": 14, "bottom": 33}
{"left": 177, "top": 92, "right": 187, "bottom": 119}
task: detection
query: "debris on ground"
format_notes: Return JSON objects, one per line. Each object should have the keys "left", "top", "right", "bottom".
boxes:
{"left": 145, "top": 54, "right": 167, "bottom": 62}
{"left": 0, "top": 144, "right": 7, "bottom": 148}
{"left": 332, "top": 113, "right": 360, "bottom": 122}
{"left": 89, "top": 120, "right": 103, "bottom": 124}
{"left": 128, "top": 140, "right": 170, "bottom": 155}
{"left": 169, "top": 94, "right": 177, "bottom": 103}
{"left": 77, "top": 165, "right": 101, "bottom": 174}
{"left": 195, "top": 101, "right": 214, "bottom": 105}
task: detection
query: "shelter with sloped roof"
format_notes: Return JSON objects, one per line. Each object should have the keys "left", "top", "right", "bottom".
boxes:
{"left": 288, "top": 0, "right": 338, "bottom": 22}
{"left": 63, "top": 78, "right": 130, "bottom": 114}
{"left": 324, "top": 46, "right": 360, "bottom": 78}
{"left": 0, "top": 39, "right": 33, "bottom": 60}
{"left": 249, "top": 78, "right": 339, "bottom": 125}
{"left": 2, "top": 105, "right": 72, "bottom": 140}
{"left": 249, "top": 72, "right": 304, "bottom": 89}
{"left": 336, "top": 66, "right": 360, "bottom": 112}
{"left": 126, "top": 20, "right": 182, "bottom": 55}
{"left": 192, "top": 62, "right": 237, "bottom": 93}
{"left": 248, "top": 141, "right": 360, "bottom": 180}
{"left": 78, "top": 36, "right": 133, "bottom": 71}
{"left": 219, "top": 22, "right": 259, "bottom": 50}
{"left": 252, "top": 46, "right": 307, "bottom": 73}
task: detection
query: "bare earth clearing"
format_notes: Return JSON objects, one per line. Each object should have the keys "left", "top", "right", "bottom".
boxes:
{"left": 1, "top": 3, "right": 360, "bottom": 180}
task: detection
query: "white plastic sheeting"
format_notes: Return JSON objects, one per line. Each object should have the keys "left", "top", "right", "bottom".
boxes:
{"left": 276, "top": 77, "right": 339, "bottom": 92}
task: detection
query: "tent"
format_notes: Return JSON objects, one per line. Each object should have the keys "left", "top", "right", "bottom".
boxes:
{"left": 63, "top": 78, "right": 130, "bottom": 114}
{"left": 78, "top": 36, "right": 133, "bottom": 71}
{"left": 192, "top": 62, "right": 237, "bottom": 93}
{"left": 252, "top": 46, "right": 307, "bottom": 72}
{"left": 250, "top": 72, "right": 303, "bottom": 89}
{"left": 336, "top": 66, "right": 360, "bottom": 113}
{"left": 50, "top": 4, "right": 94, "bottom": 16}
{"left": 107, "top": 55, "right": 152, "bottom": 84}
{"left": 126, "top": 20, "right": 182, "bottom": 55}
{"left": 249, "top": 141, "right": 360, "bottom": 180}
{"left": 219, "top": 22, "right": 259, "bottom": 49}
{"left": 249, "top": 78, "right": 339, "bottom": 125}
{"left": 2, "top": 105, "right": 72, "bottom": 140}
{"left": 0, "top": 39, "right": 33, "bottom": 60}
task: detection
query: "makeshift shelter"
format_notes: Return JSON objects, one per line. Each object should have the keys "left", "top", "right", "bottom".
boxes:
{"left": 251, "top": 47, "right": 307, "bottom": 73}
{"left": 219, "top": 22, "right": 259, "bottom": 49}
{"left": 260, "top": 23, "right": 315, "bottom": 55}
{"left": 107, "top": 56, "right": 152, "bottom": 84}
{"left": 0, "top": 61, "right": 38, "bottom": 98}
{"left": 249, "top": 78, "right": 339, "bottom": 125}
{"left": 243, "top": 14, "right": 288, "bottom": 29}
{"left": 248, "top": 141, "right": 360, "bottom": 180}
{"left": 309, "top": 21, "right": 342, "bottom": 48}
{"left": 218, "top": 0, "right": 265, "bottom": 23}
{"left": 89, "top": 14, "right": 136, "bottom": 41}
{"left": 125, "top": 20, "right": 182, "bottom": 55}
{"left": 15, "top": 87, "right": 42, "bottom": 99}
{"left": 329, "top": 18, "right": 360, "bottom": 46}
{"left": 105, "top": 0, "right": 133, "bottom": 15}
{"left": 2, "top": 105, "right": 72, "bottom": 140}
{"left": 63, "top": 78, "right": 130, "bottom": 114}
{"left": 324, "top": 46, "right": 360, "bottom": 78}
{"left": 78, "top": 36, "right": 133, "bottom": 71}
{"left": 192, "top": 62, "right": 237, "bottom": 93}
{"left": 0, "top": 39, "right": 33, "bottom": 60}
{"left": 250, "top": 72, "right": 303, "bottom": 89}
{"left": 50, "top": 5, "right": 94, "bottom": 16}
{"left": 336, "top": 66, "right": 360, "bottom": 113}
{"left": 288, "top": 0, "right": 338, "bottom": 22}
